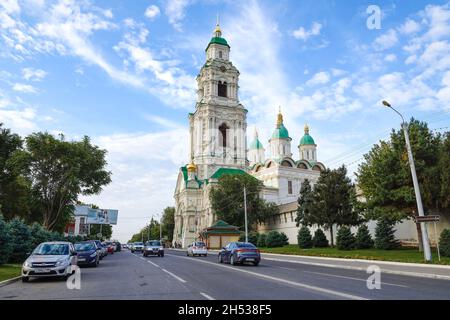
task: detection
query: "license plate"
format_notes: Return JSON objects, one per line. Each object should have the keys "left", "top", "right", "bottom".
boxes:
{"left": 246, "top": 258, "right": 255, "bottom": 261}
{"left": 34, "top": 268, "right": 50, "bottom": 273}
{"left": 78, "top": 258, "right": 85, "bottom": 261}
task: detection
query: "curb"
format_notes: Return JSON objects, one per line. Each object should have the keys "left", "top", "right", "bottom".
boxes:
{"left": 0, "top": 276, "right": 21, "bottom": 288}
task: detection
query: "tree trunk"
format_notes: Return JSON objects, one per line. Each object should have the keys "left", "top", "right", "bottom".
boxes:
{"left": 416, "top": 221, "right": 424, "bottom": 252}
{"left": 329, "top": 224, "right": 334, "bottom": 247}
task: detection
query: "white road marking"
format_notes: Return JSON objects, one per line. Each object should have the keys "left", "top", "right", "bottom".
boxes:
{"left": 275, "top": 266, "right": 296, "bottom": 271}
{"left": 161, "top": 268, "right": 187, "bottom": 283}
{"left": 166, "top": 254, "right": 367, "bottom": 300}
{"left": 304, "top": 271, "right": 409, "bottom": 288}
{"left": 147, "top": 260, "right": 160, "bottom": 268}
{"left": 200, "top": 292, "right": 215, "bottom": 300}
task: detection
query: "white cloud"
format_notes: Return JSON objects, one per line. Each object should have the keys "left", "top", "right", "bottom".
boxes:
{"left": 384, "top": 54, "right": 397, "bottom": 62}
{"left": 398, "top": 18, "right": 421, "bottom": 34}
{"left": 165, "top": 0, "right": 190, "bottom": 31}
{"left": 373, "top": 29, "right": 398, "bottom": 50}
{"left": 22, "top": 67, "right": 47, "bottom": 81}
{"left": 292, "top": 22, "right": 322, "bottom": 41}
{"left": 12, "top": 82, "right": 38, "bottom": 93}
{"left": 306, "top": 71, "right": 330, "bottom": 86}
{"left": 0, "top": 0, "right": 20, "bottom": 14}
{"left": 145, "top": 5, "right": 160, "bottom": 20}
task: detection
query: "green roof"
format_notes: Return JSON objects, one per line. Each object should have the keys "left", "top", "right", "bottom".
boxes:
{"left": 299, "top": 134, "right": 315, "bottom": 145}
{"left": 210, "top": 168, "right": 248, "bottom": 179}
{"left": 249, "top": 137, "right": 264, "bottom": 150}
{"left": 206, "top": 37, "right": 230, "bottom": 51}
{"left": 271, "top": 123, "right": 290, "bottom": 139}
{"left": 210, "top": 220, "right": 238, "bottom": 229}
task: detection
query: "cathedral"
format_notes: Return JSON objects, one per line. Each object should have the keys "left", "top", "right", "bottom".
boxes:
{"left": 172, "top": 22, "right": 325, "bottom": 248}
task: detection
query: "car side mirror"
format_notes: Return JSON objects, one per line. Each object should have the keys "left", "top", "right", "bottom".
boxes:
{"left": 71, "top": 251, "right": 77, "bottom": 256}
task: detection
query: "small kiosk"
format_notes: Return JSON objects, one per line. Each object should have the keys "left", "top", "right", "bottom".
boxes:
{"left": 200, "top": 220, "right": 241, "bottom": 249}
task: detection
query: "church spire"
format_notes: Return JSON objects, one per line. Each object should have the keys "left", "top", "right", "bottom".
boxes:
{"left": 214, "top": 14, "right": 222, "bottom": 37}
{"left": 276, "top": 106, "right": 283, "bottom": 128}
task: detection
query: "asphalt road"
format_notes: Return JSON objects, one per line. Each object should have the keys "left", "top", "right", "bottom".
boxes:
{"left": 1, "top": 249, "right": 449, "bottom": 300}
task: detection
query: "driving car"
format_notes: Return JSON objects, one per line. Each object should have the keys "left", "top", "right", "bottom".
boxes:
{"left": 143, "top": 240, "right": 164, "bottom": 257}
{"left": 187, "top": 241, "right": 208, "bottom": 257}
{"left": 218, "top": 242, "right": 261, "bottom": 266}
{"left": 22, "top": 241, "right": 78, "bottom": 282}
{"left": 131, "top": 242, "right": 144, "bottom": 253}
{"left": 74, "top": 241, "right": 100, "bottom": 267}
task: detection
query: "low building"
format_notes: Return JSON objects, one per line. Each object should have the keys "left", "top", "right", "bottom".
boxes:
{"left": 199, "top": 220, "right": 241, "bottom": 249}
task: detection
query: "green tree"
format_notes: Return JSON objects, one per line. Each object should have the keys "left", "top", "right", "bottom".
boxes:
{"left": 357, "top": 120, "right": 449, "bottom": 250}
{"left": 7, "top": 218, "right": 33, "bottom": 263}
{"left": 312, "top": 228, "right": 329, "bottom": 248}
{"left": 89, "top": 224, "right": 112, "bottom": 240}
{"left": 239, "top": 232, "right": 259, "bottom": 245}
{"left": 20, "top": 133, "right": 111, "bottom": 231}
{"left": 439, "top": 229, "right": 450, "bottom": 257}
{"left": 355, "top": 224, "right": 374, "bottom": 249}
{"left": 257, "top": 233, "right": 267, "bottom": 247}
{"left": 280, "top": 232, "right": 289, "bottom": 245}
{"left": 297, "top": 226, "right": 313, "bottom": 249}
{"left": 210, "top": 174, "right": 278, "bottom": 231}
{"left": 295, "top": 179, "right": 314, "bottom": 227}
{"left": 30, "top": 222, "right": 53, "bottom": 249}
{"left": 265, "top": 231, "right": 284, "bottom": 247}
{"left": 374, "top": 218, "right": 400, "bottom": 250}
{"left": 161, "top": 207, "right": 175, "bottom": 241}
{"left": 336, "top": 226, "right": 355, "bottom": 250}
{"left": 0, "top": 215, "right": 12, "bottom": 264}
{"left": 129, "top": 218, "right": 161, "bottom": 243}
{"left": 297, "top": 166, "right": 361, "bottom": 247}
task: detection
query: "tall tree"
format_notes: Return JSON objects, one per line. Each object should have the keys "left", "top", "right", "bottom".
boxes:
{"left": 210, "top": 174, "right": 278, "bottom": 231}
{"left": 295, "top": 179, "right": 314, "bottom": 227}
{"left": 20, "top": 133, "right": 111, "bottom": 231}
{"left": 161, "top": 207, "right": 175, "bottom": 241}
{"left": 297, "top": 166, "right": 361, "bottom": 247}
{"left": 89, "top": 224, "right": 112, "bottom": 240}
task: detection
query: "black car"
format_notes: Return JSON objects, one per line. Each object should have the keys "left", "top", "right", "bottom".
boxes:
{"left": 74, "top": 242, "right": 100, "bottom": 267}
{"left": 218, "top": 242, "right": 260, "bottom": 266}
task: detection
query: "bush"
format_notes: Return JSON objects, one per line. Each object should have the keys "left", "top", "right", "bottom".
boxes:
{"left": 336, "top": 226, "right": 355, "bottom": 250}
{"left": 30, "top": 223, "right": 53, "bottom": 249}
{"left": 265, "top": 231, "right": 284, "bottom": 248}
{"left": 240, "top": 232, "right": 259, "bottom": 245}
{"left": 7, "top": 218, "right": 33, "bottom": 263}
{"left": 0, "top": 215, "right": 12, "bottom": 265}
{"left": 257, "top": 233, "right": 267, "bottom": 247}
{"left": 355, "top": 224, "right": 374, "bottom": 249}
{"left": 297, "top": 226, "right": 313, "bottom": 249}
{"left": 439, "top": 229, "right": 450, "bottom": 257}
{"left": 375, "top": 219, "right": 400, "bottom": 250}
{"left": 312, "top": 228, "right": 329, "bottom": 247}
{"left": 280, "top": 232, "right": 289, "bottom": 245}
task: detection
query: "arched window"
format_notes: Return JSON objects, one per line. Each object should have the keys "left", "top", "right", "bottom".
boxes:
{"left": 281, "top": 160, "right": 292, "bottom": 167}
{"left": 218, "top": 81, "right": 227, "bottom": 97}
{"left": 219, "top": 123, "right": 228, "bottom": 147}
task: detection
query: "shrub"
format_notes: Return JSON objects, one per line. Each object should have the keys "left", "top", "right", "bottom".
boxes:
{"left": 297, "top": 226, "right": 313, "bottom": 249}
{"left": 280, "top": 232, "right": 289, "bottom": 245}
{"left": 0, "top": 215, "right": 12, "bottom": 265}
{"left": 375, "top": 219, "right": 400, "bottom": 250}
{"left": 439, "top": 229, "right": 450, "bottom": 257}
{"left": 30, "top": 223, "right": 53, "bottom": 249}
{"left": 257, "top": 233, "right": 267, "bottom": 247}
{"left": 265, "top": 231, "right": 284, "bottom": 248}
{"left": 7, "top": 218, "right": 33, "bottom": 263}
{"left": 240, "top": 232, "right": 259, "bottom": 245}
{"left": 312, "top": 228, "right": 329, "bottom": 247}
{"left": 355, "top": 224, "right": 374, "bottom": 249}
{"left": 336, "top": 226, "right": 355, "bottom": 250}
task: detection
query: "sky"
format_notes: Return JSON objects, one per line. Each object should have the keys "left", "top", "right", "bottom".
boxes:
{"left": 1, "top": 0, "right": 449, "bottom": 242}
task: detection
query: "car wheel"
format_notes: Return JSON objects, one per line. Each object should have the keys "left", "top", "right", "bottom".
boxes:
{"left": 218, "top": 254, "right": 223, "bottom": 263}
{"left": 186, "top": 251, "right": 189, "bottom": 256}
{"left": 204, "top": 254, "right": 207, "bottom": 257}
{"left": 22, "top": 276, "right": 29, "bottom": 283}
{"left": 230, "top": 254, "right": 237, "bottom": 265}
{"left": 253, "top": 261, "right": 259, "bottom": 266}
{"left": 160, "top": 252, "right": 164, "bottom": 257}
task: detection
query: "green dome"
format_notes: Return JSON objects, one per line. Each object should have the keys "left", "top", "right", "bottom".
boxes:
{"left": 206, "top": 37, "right": 230, "bottom": 51}
{"left": 271, "top": 124, "right": 290, "bottom": 139}
{"left": 249, "top": 137, "right": 264, "bottom": 150}
{"left": 299, "top": 134, "right": 315, "bottom": 145}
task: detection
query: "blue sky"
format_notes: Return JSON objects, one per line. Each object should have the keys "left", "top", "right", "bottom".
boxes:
{"left": 1, "top": 0, "right": 449, "bottom": 242}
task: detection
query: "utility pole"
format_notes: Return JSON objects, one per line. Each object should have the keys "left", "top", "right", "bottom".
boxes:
{"left": 382, "top": 100, "right": 432, "bottom": 262}
{"left": 244, "top": 186, "right": 248, "bottom": 243}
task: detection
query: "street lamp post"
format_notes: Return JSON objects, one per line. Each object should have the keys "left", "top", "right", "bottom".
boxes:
{"left": 382, "top": 100, "right": 432, "bottom": 262}
{"left": 243, "top": 186, "right": 248, "bottom": 243}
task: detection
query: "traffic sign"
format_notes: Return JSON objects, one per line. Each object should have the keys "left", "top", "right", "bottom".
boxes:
{"left": 413, "top": 215, "right": 440, "bottom": 223}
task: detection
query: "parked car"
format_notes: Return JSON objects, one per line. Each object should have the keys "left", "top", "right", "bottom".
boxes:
{"left": 187, "top": 241, "right": 208, "bottom": 257}
{"left": 74, "top": 241, "right": 100, "bottom": 267}
{"left": 218, "top": 242, "right": 260, "bottom": 266}
{"left": 113, "top": 241, "right": 121, "bottom": 252}
{"left": 143, "top": 240, "right": 164, "bottom": 257}
{"left": 131, "top": 242, "right": 144, "bottom": 253}
{"left": 101, "top": 243, "right": 109, "bottom": 257}
{"left": 22, "top": 242, "right": 78, "bottom": 282}
{"left": 92, "top": 240, "right": 107, "bottom": 259}
{"left": 103, "top": 241, "right": 115, "bottom": 254}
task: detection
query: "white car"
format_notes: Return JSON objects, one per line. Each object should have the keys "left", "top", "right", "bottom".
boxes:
{"left": 187, "top": 241, "right": 208, "bottom": 257}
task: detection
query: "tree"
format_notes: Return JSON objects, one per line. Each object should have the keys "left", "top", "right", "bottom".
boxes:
{"left": 257, "top": 233, "right": 267, "bottom": 247}
{"left": 265, "top": 231, "right": 284, "bottom": 247}
{"left": 89, "top": 224, "right": 112, "bottom": 240}
{"left": 161, "top": 207, "right": 175, "bottom": 241}
{"left": 0, "top": 215, "right": 12, "bottom": 264}
{"left": 336, "top": 226, "right": 355, "bottom": 250}
{"left": 357, "top": 120, "right": 449, "bottom": 250}
{"left": 355, "top": 224, "right": 374, "bottom": 249}
{"left": 7, "top": 217, "right": 33, "bottom": 263}
{"left": 312, "top": 228, "right": 329, "bottom": 247}
{"left": 439, "top": 229, "right": 450, "bottom": 257}
{"left": 297, "top": 226, "right": 313, "bottom": 249}
{"left": 129, "top": 218, "right": 161, "bottom": 243}
{"left": 374, "top": 218, "right": 400, "bottom": 250}
{"left": 295, "top": 179, "right": 314, "bottom": 227}
{"left": 280, "top": 232, "right": 289, "bottom": 245}
{"left": 239, "top": 232, "right": 259, "bottom": 245}
{"left": 210, "top": 174, "right": 278, "bottom": 231}
{"left": 297, "top": 166, "right": 361, "bottom": 247}
{"left": 30, "top": 222, "right": 53, "bottom": 249}
{"left": 20, "top": 133, "right": 111, "bottom": 231}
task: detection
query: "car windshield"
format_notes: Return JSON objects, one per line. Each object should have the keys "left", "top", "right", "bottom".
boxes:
{"left": 236, "top": 243, "right": 256, "bottom": 248}
{"left": 74, "top": 243, "right": 96, "bottom": 251}
{"left": 147, "top": 241, "right": 161, "bottom": 246}
{"left": 33, "top": 243, "right": 69, "bottom": 255}
{"left": 195, "top": 242, "right": 206, "bottom": 246}
{"left": 135, "top": 242, "right": 144, "bottom": 246}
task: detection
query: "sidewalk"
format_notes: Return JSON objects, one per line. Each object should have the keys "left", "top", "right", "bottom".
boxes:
{"left": 169, "top": 248, "right": 450, "bottom": 280}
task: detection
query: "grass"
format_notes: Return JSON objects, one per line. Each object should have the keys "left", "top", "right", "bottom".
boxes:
{"left": 0, "top": 264, "right": 22, "bottom": 282}
{"left": 259, "top": 245, "right": 450, "bottom": 265}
